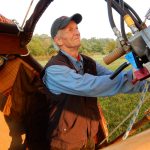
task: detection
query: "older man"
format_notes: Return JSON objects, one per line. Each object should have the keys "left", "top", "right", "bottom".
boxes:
{"left": 42, "top": 13, "right": 146, "bottom": 150}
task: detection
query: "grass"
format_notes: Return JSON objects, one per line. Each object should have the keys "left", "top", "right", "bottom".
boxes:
{"left": 90, "top": 54, "right": 150, "bottom": 142}
{"left": 36, "top": 54, "right": 150, "bottom": 143}
{"left": 99, "top": 94, "right": 150, "bottom": 142}
{"left": 37, "top": 54, "right": 128, "bottom": 70}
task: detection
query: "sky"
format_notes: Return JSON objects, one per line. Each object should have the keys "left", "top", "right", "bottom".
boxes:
{"left": 0, "top": 0, "right": 150, "bottom": 39}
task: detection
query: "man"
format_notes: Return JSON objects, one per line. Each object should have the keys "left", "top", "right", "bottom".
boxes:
{"left": 42, "top": 13, "right": 147, "bottom": 149}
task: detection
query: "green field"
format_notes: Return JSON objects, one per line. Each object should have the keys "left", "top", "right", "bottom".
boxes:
{"left": 37, "top": 54, "right": 150, "bottom": 143}
{"left": 37, "top": 53, "right": 127, "bottom": 69}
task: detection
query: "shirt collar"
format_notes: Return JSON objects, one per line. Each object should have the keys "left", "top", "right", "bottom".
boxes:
{"left": 60, "top": 50, "right": 83, "bottom": 64}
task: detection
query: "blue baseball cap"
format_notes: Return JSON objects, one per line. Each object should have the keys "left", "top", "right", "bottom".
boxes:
{"left": 51, "top": 13, "right": 82, "bottom": 39}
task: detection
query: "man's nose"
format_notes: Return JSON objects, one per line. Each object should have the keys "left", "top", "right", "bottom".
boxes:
{"left": 75, "top": 29, "right": 80, "bottom": 35}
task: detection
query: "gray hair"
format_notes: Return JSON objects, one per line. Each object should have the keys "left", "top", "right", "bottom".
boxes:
{"left": 52, "top": 40, "right": 60, "bottom": 51}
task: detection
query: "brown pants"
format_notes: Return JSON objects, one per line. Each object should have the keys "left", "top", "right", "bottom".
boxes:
{"left": 50, "top": 139, "right": 95, "bottom": 150}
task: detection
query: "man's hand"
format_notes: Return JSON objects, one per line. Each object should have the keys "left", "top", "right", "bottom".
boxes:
{"left": 132, "top": 64, "right": 150, "bottom": 84}
{"left": 143, "top": 62, "right": 150, "bottom": 81}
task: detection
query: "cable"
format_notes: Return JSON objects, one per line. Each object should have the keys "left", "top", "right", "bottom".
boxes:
{"left": 107, "top": 0, "right": 116, "bottom": 29}
{"left": 21, "top": 0, "right": 35, "bottom": 29}
{"left": 98, "top": 81, "right": 149, "bottom": 146}
{"left": 119, "top": 0, "right": 128, "bottom": 41}
{"left": 123, "top": 81, "right": 149, "bottom": 140}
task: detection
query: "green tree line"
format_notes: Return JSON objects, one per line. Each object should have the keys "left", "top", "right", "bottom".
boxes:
{"left": 27, "top": 34, "right": 117, "bottom": 56}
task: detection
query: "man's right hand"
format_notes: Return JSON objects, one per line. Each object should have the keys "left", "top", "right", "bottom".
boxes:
{"left": 143, "top": 62, "right": 150, "bottom": 82}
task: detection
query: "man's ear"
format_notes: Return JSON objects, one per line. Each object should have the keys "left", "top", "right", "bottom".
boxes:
{"left": 54, "top": 35, "right": 63, "bottom": 46}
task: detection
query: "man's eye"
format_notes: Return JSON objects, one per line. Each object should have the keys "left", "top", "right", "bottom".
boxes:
{"left": 69, "top": 28, "right": 73, "bottom": 31}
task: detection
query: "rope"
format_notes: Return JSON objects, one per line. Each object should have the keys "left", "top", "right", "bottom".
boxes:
{"left": 21, "top": 0, "right": 34, "bottom": 29}
{"left": 12, "top": 19, "right": 24, "bottom": 32}
{"left": 122, "top": 81, "right": 149, "bottom": 140}
{"left": 20, "top": 49, "right": 30, "bottom": 57}
{"left": 11, "top": 0, "right": 34, "bottom": 34}
{"left": 98, "top": 81, "right": 149, "bottom": 146}
{"left": 98, "top": 104, "right": 137, "bottom": 146}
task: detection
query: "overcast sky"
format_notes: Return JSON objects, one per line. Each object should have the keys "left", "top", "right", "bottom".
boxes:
{"left": 0, "top": 0, "right": 150, "bottom": 39}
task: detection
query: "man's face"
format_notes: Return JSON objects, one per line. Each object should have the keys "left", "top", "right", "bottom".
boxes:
{"left": 55, "top": 20, "right": 81, "bottom": 50}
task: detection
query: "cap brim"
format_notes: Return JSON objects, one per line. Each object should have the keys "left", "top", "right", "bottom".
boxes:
{"left": 60, "top": 13, "right": 82, "bottom": 29}
{"left": 70, "top": 13, "right": 82, "bottom": 24}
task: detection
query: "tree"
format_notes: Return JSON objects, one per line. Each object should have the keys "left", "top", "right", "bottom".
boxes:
{"left": 103, "top": 39, "right": 116, "bottom": 54}
{"left": 28, "top": 34, "right": 117, "bottom": 56}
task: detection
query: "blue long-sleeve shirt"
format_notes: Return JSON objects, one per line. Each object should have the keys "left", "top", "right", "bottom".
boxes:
{"left": 42, "top": 51, "right": 146, "bottom": 97}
